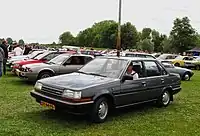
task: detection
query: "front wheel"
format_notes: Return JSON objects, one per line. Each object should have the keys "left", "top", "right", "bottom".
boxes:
{"left": 195, "top": 65, "right": 200, "bottom": 70}
{"left": 156, "top": 90, "right": 171, "bottom": 107}
{"left": 38, "top": 71, "right": 53, "bottom": 80}
{"left": 90, "top": 97, "right": 109, "bottom": 123}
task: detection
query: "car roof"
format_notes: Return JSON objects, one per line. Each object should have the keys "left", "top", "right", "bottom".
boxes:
{"left": 100, "top": 56, "right": 156, "bottom": 61}
{"left": 57, "top": 53, "right": 94, "bottom": 58}
{"left": 122, "top": 51, "right": 152, "bottom": 55}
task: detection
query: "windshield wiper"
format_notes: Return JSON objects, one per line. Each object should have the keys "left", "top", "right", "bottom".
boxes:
{"left": 87, "top": 73, "right": 107, "bottom": 77}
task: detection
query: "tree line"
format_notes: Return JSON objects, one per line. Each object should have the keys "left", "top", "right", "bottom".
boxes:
{"left": 59, "top": 16, "right": 200, "bottom": 53}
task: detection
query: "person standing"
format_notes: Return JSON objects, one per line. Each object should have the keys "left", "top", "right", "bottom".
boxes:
{"left": 13, "top": 44, "right": 23, "bottom": 56}
{"left": 0, "top": 47, "right": 5, "bottom": 77}
{"left": 0, "top": 40, "right": 8, "bottom": 75}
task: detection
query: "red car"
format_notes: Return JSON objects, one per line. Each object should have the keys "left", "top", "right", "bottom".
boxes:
{"left": 12, "top": 51, "right": 76, "bottom": 73}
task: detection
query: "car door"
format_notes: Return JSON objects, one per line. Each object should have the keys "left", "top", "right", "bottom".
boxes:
{"left": 58, "top": 56, "right": 86, "bottom": 74}
{"left": 143, "top": 60, "right": 167, "bottom": 100}
{"left": 116, "top": 61, "right": 148, "bottom": 106}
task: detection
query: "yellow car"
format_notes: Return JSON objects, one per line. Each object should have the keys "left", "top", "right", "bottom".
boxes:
{"left": 168, "top": 56, "right": 196, "bottom": 69}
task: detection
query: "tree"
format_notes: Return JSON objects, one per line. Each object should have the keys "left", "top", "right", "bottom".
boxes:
{"left": 151, "top": 30, "right": 166, "bottom": 52}
{"left": 121, "top": 22, "right": 138, "bottom": 49}
{"left": 18, "top": 39, "right": 25, "bottom": 45}
{"left": 170, "top": 17, "right": 197, "bottom": 53}
{"left": 6, "top": 37, "right": 13, "bottom": 45}
{"left": 59, "top": 31, "right": 76, "bottom": 45}
{"left": 137, "top": 39, "right": 154, "bottom": 53}
{"left": 76, "top": 28, "right": 94, "bottom": 47}
{"left": 141, "top": 28, "right": 152, "bottom": 40}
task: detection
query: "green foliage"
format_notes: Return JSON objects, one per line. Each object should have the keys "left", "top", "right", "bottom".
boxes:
{"left": 137, "top": 39, "right": 154, "bottom": 53}
{"left": 170, "top": 17, "right": 197, "bottom": 53}
{"left": 59, "top": 31, "right": 76, "bottom": 45}
{"left": 121, "top": 22, "right": 138, "bottom": 49}
{"left": 18, "top": 39, "right": 25, "bottom": 45}
{"left": 6, "top": 37, "right": 13, "bottom": 45}
{"left": 141, "top": 28, "right": 152, "bottom": 40}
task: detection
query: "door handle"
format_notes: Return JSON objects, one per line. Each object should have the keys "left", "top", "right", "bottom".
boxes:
{"left": 142, "top": 82, "right": 146, "bottom": 87}
{"left": 161, "top": 78, "right": 165, "bottom": 83}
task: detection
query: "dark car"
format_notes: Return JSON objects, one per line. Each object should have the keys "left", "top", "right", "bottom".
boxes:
{"left": 160, "top": 61, "right": 194, "bottom": 81}
{"left": 30, "top": 57, "right": 181, "bottom": 123}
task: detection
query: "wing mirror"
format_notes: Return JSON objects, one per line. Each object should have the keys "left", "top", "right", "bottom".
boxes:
{"left": 122, "top": 75, "right": 133, "bottom": 82}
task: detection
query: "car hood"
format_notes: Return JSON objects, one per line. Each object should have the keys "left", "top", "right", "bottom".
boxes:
{"left": 39, "top": 72, "right": 117, "bottom": 90}
{"left": 17, "top": 59, "right": 41, "bottom": 65}
{"left": 24, "top": 62, "right": 52, "bottom": 68}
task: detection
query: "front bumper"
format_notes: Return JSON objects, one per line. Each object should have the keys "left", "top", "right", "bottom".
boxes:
{"left": 30, "top": 91, "right": 94, "bottom": 114}
{"left": 172, "top": 87, "right": 181, "bottom": 95}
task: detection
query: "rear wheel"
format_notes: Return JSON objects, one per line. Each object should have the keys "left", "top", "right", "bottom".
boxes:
{"left": 157, "top": 90, "right": 171, "bottom": 107}
{"left": 90, "top": 97, "right": 109, "bottom": 123}
{"left": 174, "top": 63, "right": 180, "bottom": 67}
{"left": 38, "top": 71, "right": 53, "bottom": 80}
{"left": 182, "top": 72, "right": 190, "bottom": 81}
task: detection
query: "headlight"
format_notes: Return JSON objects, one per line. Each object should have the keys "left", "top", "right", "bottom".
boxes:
{"left": 34, "top": 82, "right": 43, "bottom": 90}
{"left": 62, "top": 90, "right": 81, "bottom": 99}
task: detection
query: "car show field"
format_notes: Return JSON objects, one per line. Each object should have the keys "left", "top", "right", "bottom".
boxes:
{"left": 0, "top": 71, "right": 200, "bottom": 136}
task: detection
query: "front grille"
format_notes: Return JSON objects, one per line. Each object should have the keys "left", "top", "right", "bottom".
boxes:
{"left": 40, "top": 86, "right": 63, "bottom": 97}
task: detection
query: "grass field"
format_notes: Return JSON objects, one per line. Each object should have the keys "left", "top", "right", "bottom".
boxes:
{"left": 0, "top": 71, "right": 200, "bottom": 136}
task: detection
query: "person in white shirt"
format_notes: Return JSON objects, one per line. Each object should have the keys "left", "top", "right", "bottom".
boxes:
{"left": 126, "top": 62, "right": 139, "bottom": 80}
{"left": 13, "top": 45, "right": 23, "bottom": 56}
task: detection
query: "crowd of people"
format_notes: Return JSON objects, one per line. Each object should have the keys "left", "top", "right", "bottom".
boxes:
{"left": 0, "top": 40, "right": 34, "bottom": 78}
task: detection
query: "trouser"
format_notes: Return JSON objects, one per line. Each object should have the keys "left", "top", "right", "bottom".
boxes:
{"left": 3, "top": 59, "right": 7, "bottom": 75}
{"left": 0, "top": 62, "right": 2, "bottom": 77}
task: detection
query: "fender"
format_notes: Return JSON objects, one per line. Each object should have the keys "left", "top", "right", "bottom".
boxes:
{"left": 39, "top": 68, "right": 56, "bottom": 75}
{"left": 93, "top": 89, "right": 116, "bottom": 105}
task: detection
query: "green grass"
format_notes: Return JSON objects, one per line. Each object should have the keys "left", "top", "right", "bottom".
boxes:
{"left": 0, "top": 71, "right": 200, "bottom": 136}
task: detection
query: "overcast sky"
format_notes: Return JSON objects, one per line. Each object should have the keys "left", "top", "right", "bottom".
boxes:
{"left": 0, "top": 0, "right": 200, "bottom": 44}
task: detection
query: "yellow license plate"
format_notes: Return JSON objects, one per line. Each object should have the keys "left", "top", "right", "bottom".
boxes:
{"left": 40, "top": 101, "right": 55, "bottom": 110}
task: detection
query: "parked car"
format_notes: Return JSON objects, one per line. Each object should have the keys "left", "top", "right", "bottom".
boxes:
{"left": 17, "top": 54, "right": 94, "bottom": 81}
{"left": 81, "top": 50, "right": 103, "bottom": 57}
{"left": 122, "top": 52, "right": 156, "bottom": 59}
{"left": 167, "top": 55, "right": 197, "bottom": 69}
{"left": 160, "top": 61, "right": 194, "bottom": 81}
{"left": 31, "top": 57, "right": 181, "bottom": 123}
{"left": 12, "top": 51, "right": 75, "bottom": 74}
{"left": 157, "top": 54, "right": 178, "bottom": 60}
{"left": 7, "top": 50, "right": 45, "bottom": 68}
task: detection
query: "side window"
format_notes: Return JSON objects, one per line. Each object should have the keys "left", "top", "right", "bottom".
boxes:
{"left": 84, "top": 56, "right": 93, "bottom": 64}
{"left": 63, "top": 56, "right": 85, "bottom": 65}
{"left": 131, "top": 61, "right": 144, "bottom": 78}
{"left": 144, "top": 61, "right": 161, "bottom": 77}
{"left": 136, "top": 54, "right": 146, "bottom": 58}
{"left": 157, "top": 63, "right": 168, "bottom": 75}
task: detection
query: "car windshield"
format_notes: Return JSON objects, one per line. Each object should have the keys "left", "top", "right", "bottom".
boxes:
{"left": 175, "top": 56, "right": 184, "bottom": 60}
{"left": 28, "top": 51, "right": 43, "bottom": 59}
{"left": 34, "top": 51, "right": 50, "bottom": 60}
{"left": 161, "top": 62, "right": 174, "bottom": 68}
{"left": 48, "top": 54, "right": 70, "bottom": 64}
{"left": 79, "top": 58, "right": 128, "bottom": 78}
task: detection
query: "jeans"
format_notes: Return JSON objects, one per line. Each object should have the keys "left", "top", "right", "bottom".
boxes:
{"left": 3, "top": 59, "right": 7, "bottom": 75}
{"left": 0, "top": 62, "right": 2, "bottom": 77}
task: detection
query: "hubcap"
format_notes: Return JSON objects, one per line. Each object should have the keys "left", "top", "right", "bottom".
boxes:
{"left": 41, "top": 74, "right": 50, "bottom": 79}
{"left": 98, "top": 101, "right": 108, "bottom": 120}
{"left": 184, "top": 74, "right": 189, "bottom": 80}
{"left": 162, "top": 92, "right": 170, "bottom": 105}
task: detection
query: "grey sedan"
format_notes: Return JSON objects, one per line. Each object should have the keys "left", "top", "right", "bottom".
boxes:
{"left": 18, "top": 54, "right": 94, "bottom": 81}
{"left": 161, "top": 61, "right": 194, "bottom": 81}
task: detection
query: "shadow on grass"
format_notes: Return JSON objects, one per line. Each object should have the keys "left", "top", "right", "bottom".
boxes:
{"left": 21, "top": 102, "right": 163, "bottom": 126}
{"left": 9, "top": 78, "right": 35, "bottom": 86}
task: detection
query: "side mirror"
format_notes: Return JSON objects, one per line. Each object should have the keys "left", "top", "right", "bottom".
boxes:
{"left": 122, "top": 75, "right": 133, "bottom": 82}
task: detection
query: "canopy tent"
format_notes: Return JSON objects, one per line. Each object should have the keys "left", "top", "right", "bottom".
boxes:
{"left": 186, "top": 47, "right": 200, "bottom": 56}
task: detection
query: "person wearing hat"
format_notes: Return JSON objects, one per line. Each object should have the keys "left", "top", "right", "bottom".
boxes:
{"left": 126, "top": 62, "right": 139, "bottom": 80}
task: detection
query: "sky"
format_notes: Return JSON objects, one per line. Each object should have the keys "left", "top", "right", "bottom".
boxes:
{"left": 0, "top": 0, "right": 200, "bottom": 44}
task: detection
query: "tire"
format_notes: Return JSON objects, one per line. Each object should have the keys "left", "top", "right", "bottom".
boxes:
{"left": 174, "top": 63, "right": 180, "bottom": 67}
{"left": 90, "top": 97, "right": 109, "bottom": 123}
{"left": 38, "top": 71, "right": 53, "bottom": 80}
{"left": 156, "top": 90, "right": 171, "bottom": 107}
{"left": 182, "top": 72, "right": 190, "bottom": 81}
